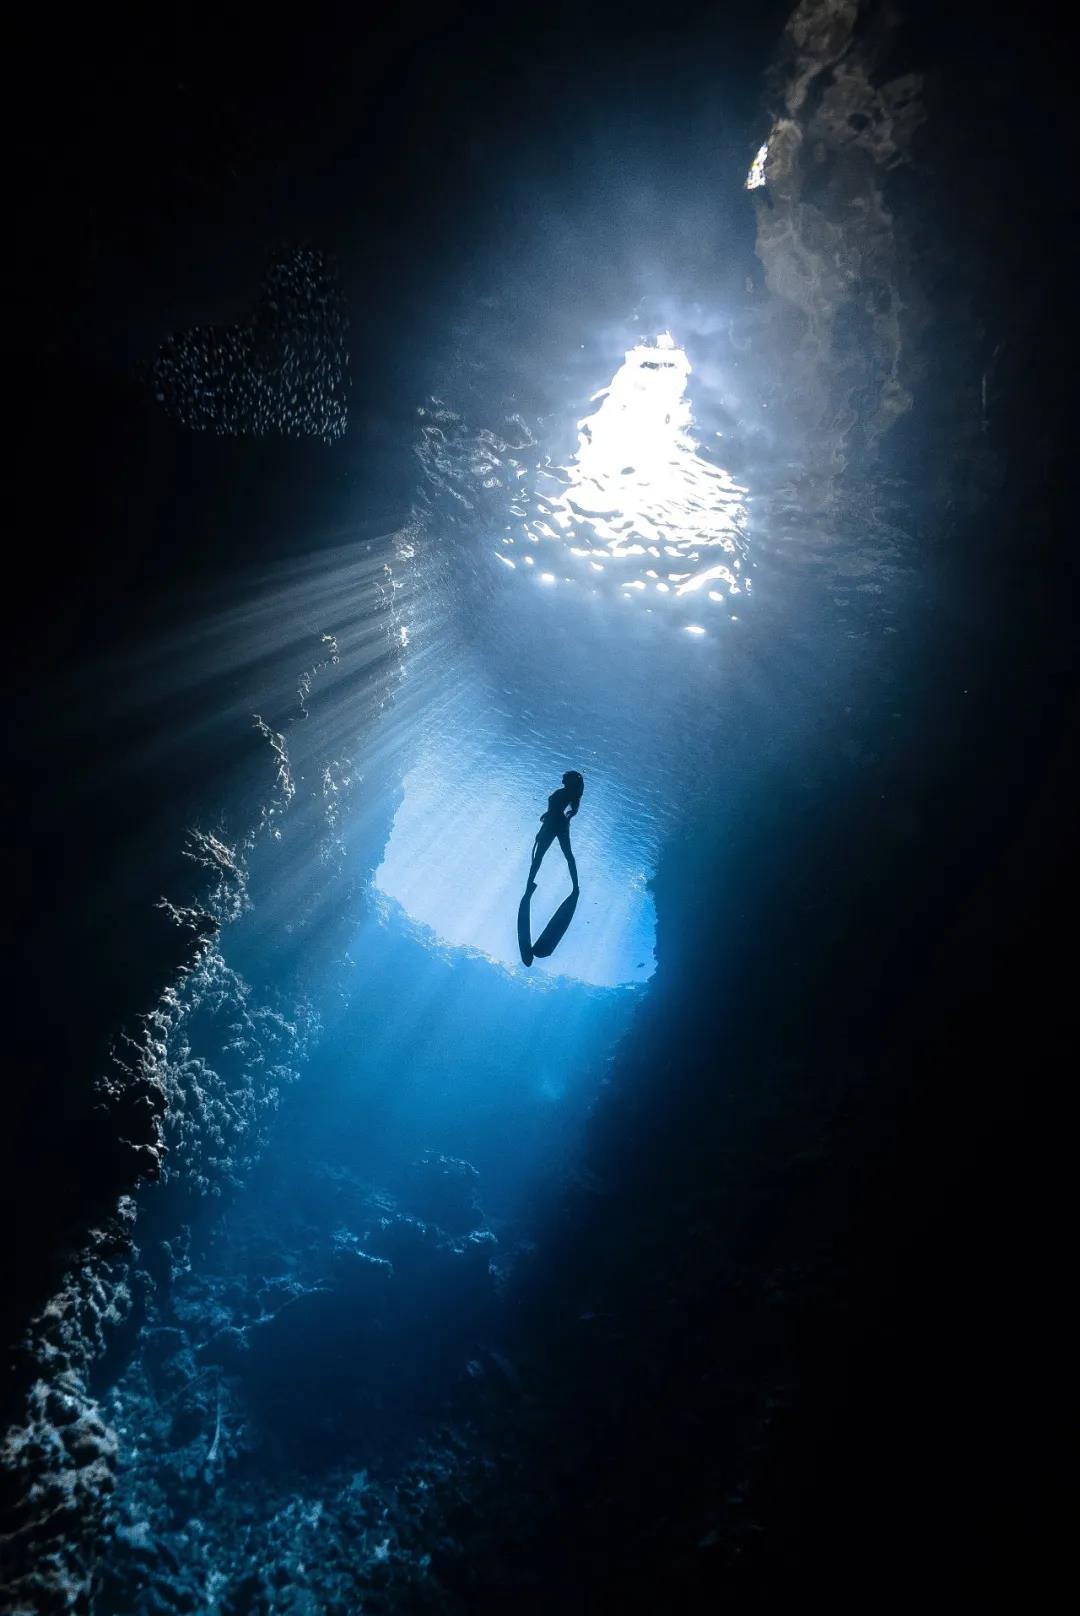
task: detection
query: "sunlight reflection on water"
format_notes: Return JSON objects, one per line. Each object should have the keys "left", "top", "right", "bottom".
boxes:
{"left": 417, "top": 332, "right": 752, "bottom": 639}
{"left": 384, "top": 330, "right": 757, "bottom": 983}
{"left": 514, "top": 333, "right": 750, "bottom": 620}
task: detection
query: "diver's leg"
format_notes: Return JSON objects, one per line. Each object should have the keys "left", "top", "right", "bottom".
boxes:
{"left": 528, "top": 825, "right": 553, "bottom": 887}
{"left": 558, "top": 825, "right": 579, "bottom": 892}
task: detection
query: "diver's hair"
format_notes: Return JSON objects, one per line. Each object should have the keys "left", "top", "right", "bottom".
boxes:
{"left": 562, "top": 770, "right": 584, "bottom": 803}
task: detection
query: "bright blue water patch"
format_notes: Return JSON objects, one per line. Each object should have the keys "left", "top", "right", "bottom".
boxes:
{"left": 315, "top": 891, "right": 641, "bottom": 1218}
{"left": 375, "top": 724, "right": 656, "bottom": 988}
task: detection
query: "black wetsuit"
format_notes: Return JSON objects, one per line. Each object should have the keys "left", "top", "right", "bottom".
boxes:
{"left": 530, "top": 786, "right": 579, "bottom": 886}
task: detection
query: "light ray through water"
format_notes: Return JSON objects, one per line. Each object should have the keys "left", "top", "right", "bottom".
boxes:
{"left": 380, "top": 331, "right": 749, "bottom": 986}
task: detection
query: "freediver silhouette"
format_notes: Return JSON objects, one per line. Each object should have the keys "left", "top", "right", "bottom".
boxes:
{"left": 528, "top": 770, "right": 583, "bottom": 892}
{"left": 518, "top": 771, "right": 583, "bottom": 966}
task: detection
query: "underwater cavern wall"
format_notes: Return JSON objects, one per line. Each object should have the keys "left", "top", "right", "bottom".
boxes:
{"left": 4, "top": 1, "right": 1071, "bottom": 1610}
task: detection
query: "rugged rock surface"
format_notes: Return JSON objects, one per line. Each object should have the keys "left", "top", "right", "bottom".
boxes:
{"left": 745, "top": 0, "right": 1064, "bottom": 559}
{"left": 89, "top": 1158, "right": 500, "bottom": 1614}
{"left": 2, "top": 1205, "right": 133, "bottom": 1613}
{"left": 3, "top": 633, "right": 398, "bottom": 1611}
{"left": 1, "top": 916, "right": 315, "bottom": 1613}
{"left": 752, "top": 0, "right": 927, "bottom": 489}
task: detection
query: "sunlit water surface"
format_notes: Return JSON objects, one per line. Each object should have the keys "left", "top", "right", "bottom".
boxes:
{"left": 378, "top": 332, "right": 754, "bottom": 985}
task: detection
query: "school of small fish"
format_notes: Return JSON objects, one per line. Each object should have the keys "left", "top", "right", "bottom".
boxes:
{"left": 152, "top": 247, "right": 348, "bottom": 443}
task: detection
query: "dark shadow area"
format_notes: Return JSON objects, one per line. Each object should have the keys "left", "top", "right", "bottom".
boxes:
{"left": 531, "top": 890, "right": 580, "bottom": 959}
{"left": 517, "top": 889, "right": 535, "bottom": 967}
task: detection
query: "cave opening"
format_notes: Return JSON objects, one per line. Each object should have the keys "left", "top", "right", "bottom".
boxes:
{"left": 3, "top": 3, "right": 1070, "bottom": 1612}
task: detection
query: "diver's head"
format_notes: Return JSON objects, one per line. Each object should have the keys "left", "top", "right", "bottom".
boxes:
{"left": 563, "top": 770, "right": 584, "bottom": 799}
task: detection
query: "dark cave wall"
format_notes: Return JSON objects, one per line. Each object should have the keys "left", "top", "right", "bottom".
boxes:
{"left": 752, "top": 0, "right": 928, "bottom": 490}
{"left": 748, "top": 0, "right": 1069, "bottom": 549}
{"left": 4, "top": 484, "right": 408, "bottom": 1613}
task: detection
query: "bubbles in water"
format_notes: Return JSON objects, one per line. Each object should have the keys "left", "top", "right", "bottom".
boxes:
{"left": 152, "top": 247, "right": 349, "bottom": 443}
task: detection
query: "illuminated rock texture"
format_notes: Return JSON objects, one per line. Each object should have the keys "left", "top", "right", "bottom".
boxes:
{"left": 750, "top": 0, "right": 926, "bottom": 493}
